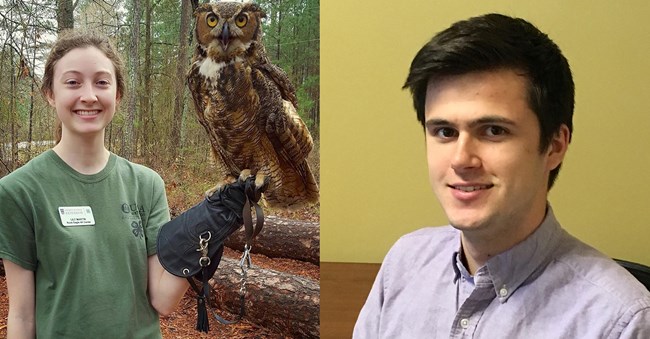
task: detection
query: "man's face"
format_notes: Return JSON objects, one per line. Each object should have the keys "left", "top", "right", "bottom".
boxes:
{"left": 424, "top": 69, "right": 566, "bottom": 239}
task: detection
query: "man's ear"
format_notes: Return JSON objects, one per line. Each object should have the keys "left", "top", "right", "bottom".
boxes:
{"left": 546, "top": 124, "right": 571, "bottom": 171}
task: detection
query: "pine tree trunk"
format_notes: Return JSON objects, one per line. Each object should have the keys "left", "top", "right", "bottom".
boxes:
{"left": 56, "top": 0, "right": 74, "bottom": 32}
{"left": 170, "top": 0, "right": 192, "bottom": 163}
{"left": 225, "top": 216, "right": 320, "bottom": 264}
{"left": 124, "top": 0, "right": 141, "bottom": 160}
{"left": 209, "top": 257, "right": 319, "bottom": 338}
{"left": 141, "top": 0, "right": 153, "bottom": 160}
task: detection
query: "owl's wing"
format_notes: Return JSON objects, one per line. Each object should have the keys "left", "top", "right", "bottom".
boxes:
{"left": 263, "top": 99, "right": 319, "bottom": 208}
{"left": 258, "top": 61, "right": 299, "bottom": 109}
{"left": 253, "top": 55, "right": 313, "bottom": 163}
{"left": 187, "top": 60, "right": 208, "bottom": 127}
{"left": 271, "top": 100, "right": 314, "bottom": 164}
{"left": 259, "top": 96, "right": 313, "bottom": 167}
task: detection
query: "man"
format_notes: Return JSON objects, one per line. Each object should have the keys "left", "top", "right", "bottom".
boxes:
{"left": 353, "top": 13, "right": 650, "bottom": 338}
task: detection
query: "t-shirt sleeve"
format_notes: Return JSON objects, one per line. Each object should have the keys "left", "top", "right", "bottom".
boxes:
{"left": 0, "top": 181, "right": 37, "bottom": 270}
{"left": 144, "top": 172, "right": 170, "bottom": 256}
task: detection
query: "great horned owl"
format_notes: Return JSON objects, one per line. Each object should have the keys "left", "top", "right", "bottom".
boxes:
{"left": 187, "top": 1, "right": 319, "bottom": 209}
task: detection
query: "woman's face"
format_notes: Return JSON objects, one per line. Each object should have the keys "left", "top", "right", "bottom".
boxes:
{"left": 46, "top": 46, "right": 120, "bottom": 141}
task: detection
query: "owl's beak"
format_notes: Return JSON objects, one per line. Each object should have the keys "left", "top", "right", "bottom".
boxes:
{"left": 219, "top": 24, "right": 231, "bottom": 50}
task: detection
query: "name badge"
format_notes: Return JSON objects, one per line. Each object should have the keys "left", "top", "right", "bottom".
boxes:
{"left": 58, "top": 206, "right": 96, "bottom": 226}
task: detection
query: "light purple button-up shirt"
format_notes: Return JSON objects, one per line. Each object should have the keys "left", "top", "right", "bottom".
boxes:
{"left": 353, "top": 206, "right": 650, "bottom": 338}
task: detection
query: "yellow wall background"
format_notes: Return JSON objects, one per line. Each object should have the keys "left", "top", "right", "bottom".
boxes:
{"left": 321, "top": 0, "right": 650, "bottom": 265}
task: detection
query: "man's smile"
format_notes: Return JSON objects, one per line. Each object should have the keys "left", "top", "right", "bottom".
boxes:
{"left": 448, "top": 184, "right": 494, "bottom": 192}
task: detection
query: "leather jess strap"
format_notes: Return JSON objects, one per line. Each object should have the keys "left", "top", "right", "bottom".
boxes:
{"left": 243, "top": 181, "right": 265, "bottom": 248}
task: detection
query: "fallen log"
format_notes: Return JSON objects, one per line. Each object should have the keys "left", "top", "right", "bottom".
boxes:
{"left": 225, "top": 216, "right": 319, "bottom": 265}
{"left": 209, "top": 257, "right": 319, "bottom": 338}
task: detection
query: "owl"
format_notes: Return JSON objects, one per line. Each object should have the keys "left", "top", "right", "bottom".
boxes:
{"left": 187, "top": 1, "right": 319, "bottom": 210}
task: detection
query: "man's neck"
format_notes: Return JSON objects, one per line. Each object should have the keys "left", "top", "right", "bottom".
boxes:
{"left": 459, "top": 206, "right": 548, "bottom": 275}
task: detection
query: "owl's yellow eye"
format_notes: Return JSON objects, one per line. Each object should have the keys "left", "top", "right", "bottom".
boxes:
{"left": 235, "top": 14, "right": 248, "bottom": 28}
{"left": 206, "top": 14, "right": 218, "bottom": 28}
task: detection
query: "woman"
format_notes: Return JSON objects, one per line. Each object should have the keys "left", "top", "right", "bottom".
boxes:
{"left": 0, "top": 29, "right": 189, "bottom": 338}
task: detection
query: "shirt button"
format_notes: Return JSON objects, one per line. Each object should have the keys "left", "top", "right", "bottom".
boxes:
{"left": 499, "top": 287, "right": 508, "bottom": 297}
{"left": 460, "top": 318, "right": 469, "bottom": 329}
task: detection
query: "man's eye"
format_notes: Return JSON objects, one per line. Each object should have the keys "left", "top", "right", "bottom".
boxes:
{"left": 485, "top": 126, "right": 508, "bottom": 137}
{"left": 432, "top": 127, "right": 458, "bottom": 139}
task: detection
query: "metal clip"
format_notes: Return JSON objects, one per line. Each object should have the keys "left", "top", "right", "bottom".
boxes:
{"left": 238, "top": 244, "right": 253, "bottom": 296}
{"left": 197, "top": 231, "right": 212, "bottom": 267}
{"left": 239, "top": 243, "right": 252, "bottom": 269}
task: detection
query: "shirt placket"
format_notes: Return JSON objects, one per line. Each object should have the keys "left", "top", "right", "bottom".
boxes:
{"left": 450, "top": 276, "right": 496, "bottom": 338}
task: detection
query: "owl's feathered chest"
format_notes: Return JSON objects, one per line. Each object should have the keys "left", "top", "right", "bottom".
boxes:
{"left": 189, "top": 57, "right": 274, "bottom": 173}
{"left": 193, "top": 58, "right": 258, "bottom": 117}
{"left": 197, "top": 58, "right": 251, "bottom": 90}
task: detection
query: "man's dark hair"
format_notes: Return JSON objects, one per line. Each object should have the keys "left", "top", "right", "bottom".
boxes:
{"left": 403, "top": 13, "right": 574, "bottom": 189}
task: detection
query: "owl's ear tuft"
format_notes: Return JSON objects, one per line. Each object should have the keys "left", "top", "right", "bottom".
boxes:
{"left": 194, "top": 3, "right": 211, "bottom": 17}
{"left": 245, "top": 3, "right": 266, "bottom": 19}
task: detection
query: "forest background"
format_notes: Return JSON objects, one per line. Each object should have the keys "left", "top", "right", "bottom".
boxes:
{"left": 0, "top": 0, "right": 320, "bottom": 218}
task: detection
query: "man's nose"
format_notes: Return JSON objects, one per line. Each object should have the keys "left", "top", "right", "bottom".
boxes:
{"left": 450, "top": 134, "right": 481, "bottom": 171}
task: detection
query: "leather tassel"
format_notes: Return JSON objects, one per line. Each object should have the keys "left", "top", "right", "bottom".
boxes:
{"left": 196, "top": 295, "right": 209, "bottom": 332}
{"left": 196, "top": 269, "right": 212, "bottom": 332}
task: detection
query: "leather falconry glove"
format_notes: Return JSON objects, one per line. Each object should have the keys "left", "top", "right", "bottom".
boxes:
{"left": 157, "top": 173, "right": 267, "bottom": 332}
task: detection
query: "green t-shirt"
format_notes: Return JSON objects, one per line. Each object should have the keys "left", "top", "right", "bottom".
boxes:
{"left": 0, "top": 150, "right": 170, "bottom": 338}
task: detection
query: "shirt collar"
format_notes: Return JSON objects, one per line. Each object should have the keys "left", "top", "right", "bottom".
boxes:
{"left": 453, "top": 250, "right": 473, "bottom": 284}
{"left": 452, "top": 204, "right": 563, "bottom": 303}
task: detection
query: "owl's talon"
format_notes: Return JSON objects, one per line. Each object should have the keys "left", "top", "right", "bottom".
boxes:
{"left": 255, "top": 172, "right": 269, "bottom": 191}
{"left": 238, "top": 169, "right": 267, "bottom": 191}
{"left": 239, "top": 169, "right": 253, "bottom": 181}
{"left": 205, "top": 175, "right": 238, "bottom": 198}
{"left": 204, "top": 187, "right": 217, "bottom": 199}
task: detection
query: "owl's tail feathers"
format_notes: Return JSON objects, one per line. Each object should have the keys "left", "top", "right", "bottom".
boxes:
{"left": 302, "top": 168, "right": 320, "bottom": 204}
{"left": 264, "top": 163, "right": 319, "bottom": 211}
